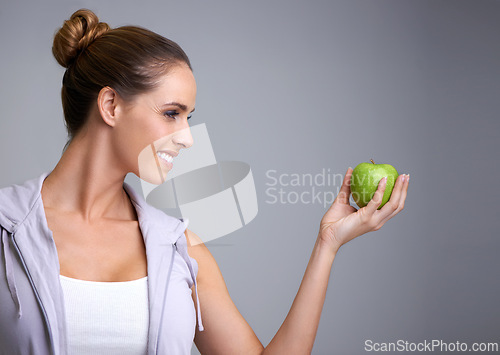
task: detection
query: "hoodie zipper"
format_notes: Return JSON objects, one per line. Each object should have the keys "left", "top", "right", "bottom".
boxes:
{"left": 154, "top": 243, "right": 176, "bottom": 354}
{"left": 11, "top": 233, "right": 56, "bottom": 355}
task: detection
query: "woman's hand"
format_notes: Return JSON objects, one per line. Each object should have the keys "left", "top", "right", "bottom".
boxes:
{"left": 319, "top": 167, "right": 409, "bottom": 253}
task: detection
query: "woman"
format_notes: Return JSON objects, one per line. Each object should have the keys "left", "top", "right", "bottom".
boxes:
{"left": 0, "top": 9, "right": 409, "bottom": 355}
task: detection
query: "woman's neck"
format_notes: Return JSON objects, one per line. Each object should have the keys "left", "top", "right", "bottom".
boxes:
{"left": 41, "top": 125, "right": 136, "bottom": 224}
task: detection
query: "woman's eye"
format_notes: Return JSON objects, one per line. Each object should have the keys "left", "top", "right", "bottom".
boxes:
{"left": 164, "top": 110, "right": 192, "bottom": 120}
{"left": 164, "top": 110, "right": 179, "bottom": 119}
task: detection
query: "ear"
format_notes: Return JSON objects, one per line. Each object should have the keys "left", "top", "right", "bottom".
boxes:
{"left": 97, "top": 86, "right": 119, "bottom": 127}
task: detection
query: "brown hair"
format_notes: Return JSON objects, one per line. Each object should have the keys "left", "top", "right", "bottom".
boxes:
{"left": 52, "top": 9, "right": 192, "bottom": 151}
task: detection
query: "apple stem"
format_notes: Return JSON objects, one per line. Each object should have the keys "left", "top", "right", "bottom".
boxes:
{"left": 370, "top": 159, "right": 375, "bottom": 164}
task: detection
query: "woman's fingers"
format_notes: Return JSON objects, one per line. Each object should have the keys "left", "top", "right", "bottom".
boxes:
{"left": 364, "top": 177, "right": 387, "bottom": 215}
{"left": 376, "top": 175, "right": 410, "bottom": 229}
{"left": 380, "top": 174, "right": 406, "bottom": 212}
{"left": 330, "top": 173, "right": 410, "bottom": 244}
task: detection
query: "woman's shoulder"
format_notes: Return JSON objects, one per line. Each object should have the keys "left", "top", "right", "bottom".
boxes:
{"left": 185, "top": 228, "right": 221, "bottom": 285}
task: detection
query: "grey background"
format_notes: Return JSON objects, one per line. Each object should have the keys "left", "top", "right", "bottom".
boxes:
{"left": 1, "top": 0, "right": 499, "bottom": 354}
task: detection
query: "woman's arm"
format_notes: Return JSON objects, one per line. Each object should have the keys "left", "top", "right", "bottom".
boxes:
{"left": 264, "top": 169, "right": 409, "bottom": 354}
{"left": 187, "top": 168, "right": 409, "bottom": 354}
{"left": 186, "top": 231, "right": 334, "bottom": 355}
{"left": 186, "top": 230, "right": 265, "bottom": 354}
{"left": 262, "top": 235, "right": 336, "bottom": 354}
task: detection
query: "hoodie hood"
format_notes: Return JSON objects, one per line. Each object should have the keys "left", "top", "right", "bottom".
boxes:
{"left": 0, "top": 174, "right": 45, "bottom": 234}
{"left": 0, "top": 172, "right": 50, "bottom": 320}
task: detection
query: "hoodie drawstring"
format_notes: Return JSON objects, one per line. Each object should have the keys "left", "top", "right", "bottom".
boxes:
{"left": 2, "top": 229, "right": 22, "bottom": 318}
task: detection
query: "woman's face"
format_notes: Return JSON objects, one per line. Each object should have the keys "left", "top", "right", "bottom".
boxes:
{"left": 114, "top": 64, "right": 196, "bottom": 185}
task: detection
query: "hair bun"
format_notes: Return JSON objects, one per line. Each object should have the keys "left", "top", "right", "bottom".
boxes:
{"left": 52, "top": 9, "right": 110, "bottom": 68}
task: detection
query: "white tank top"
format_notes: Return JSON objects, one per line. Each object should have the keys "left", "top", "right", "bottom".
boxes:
{"left": 59, "top": 275, "right": 149, "bottom": 355}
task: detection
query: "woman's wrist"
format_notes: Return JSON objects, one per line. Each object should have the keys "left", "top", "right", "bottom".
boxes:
{"left": 316, "top": 229, "right": 342, "bottom": 258}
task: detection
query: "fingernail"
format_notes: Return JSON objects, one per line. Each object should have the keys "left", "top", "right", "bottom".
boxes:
{"left": 407, "top": 174, "right": 410, "bottom": 181}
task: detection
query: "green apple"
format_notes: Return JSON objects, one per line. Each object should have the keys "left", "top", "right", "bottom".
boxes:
{"left": 350, "top": 159, "right": 399, "bottom": 209}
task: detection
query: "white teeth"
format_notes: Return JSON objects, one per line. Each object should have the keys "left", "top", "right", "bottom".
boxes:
{"left": 157, "top": 152, "right": 173, "bottom": 164}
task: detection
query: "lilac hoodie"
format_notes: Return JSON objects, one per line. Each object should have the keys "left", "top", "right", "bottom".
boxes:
{"left": 0, "top": 171, "right": 204, "bottom": 355}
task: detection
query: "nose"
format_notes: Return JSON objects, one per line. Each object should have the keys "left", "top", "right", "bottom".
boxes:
{"left": 172, "top": 125, "right": 194, "bottom": 149}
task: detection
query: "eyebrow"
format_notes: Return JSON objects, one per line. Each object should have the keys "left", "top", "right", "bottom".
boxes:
{"left": 162, "top": 101, "right": 195, "bottom": 113}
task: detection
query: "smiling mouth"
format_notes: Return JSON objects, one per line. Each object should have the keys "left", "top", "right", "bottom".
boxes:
{"left": 157, "top": 151, "right": 174, "bottom": 164}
